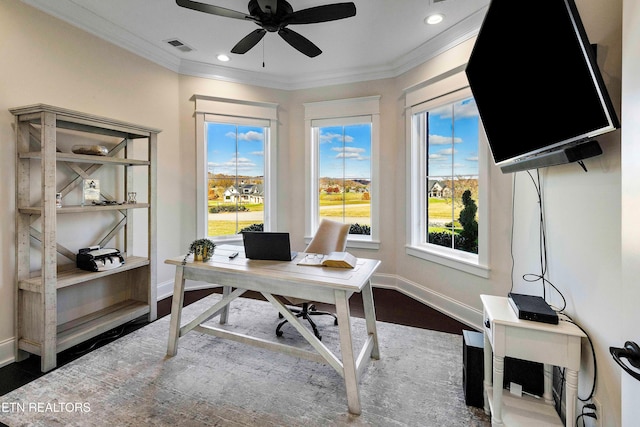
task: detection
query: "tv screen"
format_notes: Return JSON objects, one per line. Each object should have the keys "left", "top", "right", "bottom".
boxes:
{"left": 465, "top": 0, "right": 619, "bottom": 172}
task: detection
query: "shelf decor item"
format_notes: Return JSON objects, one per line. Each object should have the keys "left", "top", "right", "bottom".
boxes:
{"left": 82, "top": 179, "right": 100, "bottom": 205}
{"left": 183, "top": 238, "right": 216, "bottom": 264}
{"left": 72, "top": 144, "right": 108, "bottom": 156}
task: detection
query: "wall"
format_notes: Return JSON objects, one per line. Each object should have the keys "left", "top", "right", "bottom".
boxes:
{"left": 0, "top": 0, "right": 630, "bottom": 425}
{"left": 513, "top": 1, "right": 623, "bottom": 425}
{"left": 0, "top": 1, "right": 181, "bottom": 365}
{"left": 620, "top": 0, "right": 640, "bottom": 423}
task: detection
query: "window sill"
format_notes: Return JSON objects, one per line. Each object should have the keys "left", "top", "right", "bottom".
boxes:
{"left": 210, "top": 236, "right": 243, "bottom": 246}
{"left": 405, "top": 244, "right": 489, "bottom": 278}
{"left": 304, "top": 235, "right": 380, "bottom": 250}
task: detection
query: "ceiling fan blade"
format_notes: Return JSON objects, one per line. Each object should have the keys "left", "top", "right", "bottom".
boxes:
{"left": 176, "top": 0, "right": 252, "bottom": 21}
{"left": 278, "top": 28, "right": 322, "bottom": 58}
{"left": 231, "top": 29, "right": 267, "bottom": 54}
{"left": 256, "top": 0, "right": 278, "bottom": 15}
{"left": 284, "top": 2, "right": 356, "bottom": 25}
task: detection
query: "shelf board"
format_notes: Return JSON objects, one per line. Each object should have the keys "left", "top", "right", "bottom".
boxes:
{"left": 19, "top": 151, "right": 150, "bottom": 166}
{"left": 19, "top": 203, "right": 149, "bottom": 215}
{"left": 10, "top": 103, "right": 161, "bottom": 138}
{"left": 485, "top": 385, "right": 562, "bottom": 426}
{"left": 17, "top": 300, "right": 150, "bottom": 356}
{"left": 56, "top": 299, "right": 149, "bottom": 352}
{"left": 18, "top": 256, "right": 150, "bottom": 292}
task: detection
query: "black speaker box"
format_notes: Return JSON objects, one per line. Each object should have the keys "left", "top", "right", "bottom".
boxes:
{"left": 462, "top": 330, "right": 485, "bottom": 407}
{"left": 462, "top": 330, "right": 544, "bottom": 408}
{"left": 500, "top": 139, "right": 602, "bottom": 173}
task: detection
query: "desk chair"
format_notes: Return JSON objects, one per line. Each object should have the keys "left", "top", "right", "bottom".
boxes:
{"left": 276, "top": 219, "right": 350, "bottom": 340}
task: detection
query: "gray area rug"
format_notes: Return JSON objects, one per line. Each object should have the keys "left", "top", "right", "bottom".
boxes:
{"left": 0, "top": 294, "right": 490, "bottom": 426}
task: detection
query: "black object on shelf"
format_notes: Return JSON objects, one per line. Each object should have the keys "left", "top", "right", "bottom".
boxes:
{"left": 610, "top": 341, "right": 640, "bottom": 382}
{"left": 462, "top": 330, "right": 544, "bottom": 409}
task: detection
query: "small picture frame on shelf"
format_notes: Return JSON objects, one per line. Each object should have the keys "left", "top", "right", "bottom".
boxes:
{"left": 82, "top": 179, "right": 100, "bottom": 205}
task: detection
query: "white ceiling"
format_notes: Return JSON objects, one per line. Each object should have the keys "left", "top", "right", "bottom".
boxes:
{"left": 23, "top": 0, "right": 490, "bottom": 90}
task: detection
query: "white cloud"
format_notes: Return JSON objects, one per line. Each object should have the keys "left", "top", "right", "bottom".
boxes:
{"left": 225, "top": 131, "right": 264, "bottom": 142}
{"left": 429, "top": 134, "right": 463, "bottom": 145}
{"left": 320, "top": 132, "right": 354, "bottom": 144}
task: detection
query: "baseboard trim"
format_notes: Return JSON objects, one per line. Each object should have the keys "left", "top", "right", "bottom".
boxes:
{"left": 371, "top": 273, "right": 483, "bottom": 331}
{"left": 157, "top": 273, "right": 484, "bottom": 332}
{"left": 156, "top": 278, "right": 221, "bottom": 301}
{"left": 0, "top": 337, "right": 15, "bottom": 369}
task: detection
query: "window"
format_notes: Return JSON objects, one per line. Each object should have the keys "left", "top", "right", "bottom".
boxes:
{"left": 195, "top": 96, "right": 278, "bottom": 241}
{"left": 205, "top": 121, "right": 266, "bottom": 237}
{"left": 304, "top": 96, "right": 380, "bottom": 249}
{"left": 406, "top": 72, "right": 489, "bottom": 277}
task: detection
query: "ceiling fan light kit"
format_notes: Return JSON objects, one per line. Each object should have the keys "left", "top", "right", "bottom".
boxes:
{"left": 176, "top": 0, "right": 356, "bottom": 58}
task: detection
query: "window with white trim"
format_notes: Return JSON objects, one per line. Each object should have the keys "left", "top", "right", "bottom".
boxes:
{"left": 406, "top": 73, "right": 489, "bottom": 277}
{"left": 304, "top": 96, "right": 380, "bottom": 249}
{"left": 194, "top": 96, "right": 278, "bottom": 242}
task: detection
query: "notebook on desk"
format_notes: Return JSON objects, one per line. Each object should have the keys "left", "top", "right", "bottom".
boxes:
{"left": 242, "top": 232, "right": 298, "bottom": 261}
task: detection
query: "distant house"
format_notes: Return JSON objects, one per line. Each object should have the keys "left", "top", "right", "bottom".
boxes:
{"left": 224, "top": 183, "right": 264, "bottom": 204}
{"left": 427, "top": 180, "right": 451, "bottom": 198}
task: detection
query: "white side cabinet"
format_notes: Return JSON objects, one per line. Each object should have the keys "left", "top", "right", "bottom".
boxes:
{"left": 480, "top": 294, "right": 586, "bottom": 426}
{"left": 11, "top": 104, "right": 160, "bottom": 372}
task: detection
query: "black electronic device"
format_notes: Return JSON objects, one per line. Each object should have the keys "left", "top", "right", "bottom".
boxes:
{"left": 76, "top": 246, "right": 125, "bottom": 272}
{"left": 242, "top": 231, "right": 298, "bottom": 261}
{"left": 465, "top": 0, "right": 620, "bottom": 173}
{"left": 462, "top": 330, "right": 544, "bottom": 407}
{"left": 508, "top": 293, "right": 559, "bottom": 325}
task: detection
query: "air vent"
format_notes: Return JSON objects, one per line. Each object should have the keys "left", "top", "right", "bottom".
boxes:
{"left": 165, "top": 38, "right": 195, "bottom": 53}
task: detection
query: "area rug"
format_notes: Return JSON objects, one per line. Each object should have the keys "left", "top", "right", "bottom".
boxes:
{"left": 0, "top": 294, "right": 490, "bottom": 426}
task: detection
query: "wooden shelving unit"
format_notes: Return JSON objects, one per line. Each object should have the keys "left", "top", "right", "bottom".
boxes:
{"left": 11, "top": 104, "right": 161, "bottom": 372}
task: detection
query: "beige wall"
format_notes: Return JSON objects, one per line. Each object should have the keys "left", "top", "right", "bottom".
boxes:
{"left": 0, "top": 0, "right": 628, "bottom": 424}
{"left": 0, "top": 1, "right": 181, "bottom": 362}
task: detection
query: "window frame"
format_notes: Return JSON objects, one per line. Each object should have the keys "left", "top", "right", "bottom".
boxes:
{"left": 195, "top": 95, "right": 278, "bottom": 243}
{"left": 405, "top": 71, "right": 490, "bottom": 277}
{"left": 304, "top": 96, "right": 380, "bottom": 249}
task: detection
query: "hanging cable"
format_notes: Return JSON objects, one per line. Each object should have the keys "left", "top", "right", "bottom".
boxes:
{"left": 512, "top": 169, "right": 597, "bottom": 405}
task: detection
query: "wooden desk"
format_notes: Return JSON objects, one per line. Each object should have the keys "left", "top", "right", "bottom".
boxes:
{"left": 481, "top": 295, "right": 586, "bottom": 426}
{"left": 166, "top": 245, "right": 381, "bottom": 415}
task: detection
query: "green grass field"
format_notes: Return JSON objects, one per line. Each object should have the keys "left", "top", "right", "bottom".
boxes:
{"left": 206, "top": 196, "right": 466, "bottom": 235}
{"left": 208, "top": 220, "right": 259, "bottom": 236}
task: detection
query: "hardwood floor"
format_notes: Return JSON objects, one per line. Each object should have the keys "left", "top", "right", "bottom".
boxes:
{"left": 1, "top": 288, "right": 470, "bottom": 396}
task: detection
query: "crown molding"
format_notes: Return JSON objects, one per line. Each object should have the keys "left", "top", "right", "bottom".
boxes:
{"left": 22, "top": 0, "right": 485, "bottom": 90}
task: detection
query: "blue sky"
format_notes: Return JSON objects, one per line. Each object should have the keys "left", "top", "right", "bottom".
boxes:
{"left": 206, "top": 123, "right": 265, "bottom": 177}
{"left": 427, "top": 97, "right": 479, "bottom": 178}
{"left": 318, "top": 124, "right": 371, "bottom": 179}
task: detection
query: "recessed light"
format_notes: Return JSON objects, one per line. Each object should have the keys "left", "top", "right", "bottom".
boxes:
{"left": 217, "top": 54, "right": 230, "bottom": 62}
{"left": 425, "top": 13, "right": 444, "bottom": 25}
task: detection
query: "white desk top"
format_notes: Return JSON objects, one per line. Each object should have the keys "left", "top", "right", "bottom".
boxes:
{"left": 481, "top": 294, "right": 586, "bottom": 338}
{"left": 166, "top": 244, "right": 381, "bottom": 293}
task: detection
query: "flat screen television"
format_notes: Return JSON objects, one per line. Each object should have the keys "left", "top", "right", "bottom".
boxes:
{"left": 465, "top": 0, "right": 620, "bottom": 173}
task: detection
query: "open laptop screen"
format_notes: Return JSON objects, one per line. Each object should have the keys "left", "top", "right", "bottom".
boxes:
{"left": 242, "top": 232, "right": 298, "bottom": 261}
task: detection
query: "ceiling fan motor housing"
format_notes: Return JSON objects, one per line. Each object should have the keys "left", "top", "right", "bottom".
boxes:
{"left": 248, "top": 0, "right": 293, "bottom": 32}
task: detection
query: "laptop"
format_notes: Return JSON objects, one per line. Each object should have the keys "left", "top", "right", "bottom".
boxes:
{"left": 242, "top": 232, "right": 298, "bottom": 261}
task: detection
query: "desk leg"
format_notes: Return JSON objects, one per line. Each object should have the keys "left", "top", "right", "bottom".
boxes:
{"left": 565, "top": 369, "right": 578, "bottom": 427}
{"left": 361, "top": 280, "right": 379, "bottom": 359}
{"left": 220, "top": 286, "right": 231, "bottom": 324}
{"left": 543, "top": 364, "right": 554, "bottom": 404}
{"left": 167, "top": 266, "right": 186, "bottom": 357}
{"left": 492, "top": 354, "right": 505, "bottom": 426}
{"left": 335, "top": 289, "right": 361, "bottom": 415}
{"left": 483, "top": 331, "right": 492, "bottom": 415}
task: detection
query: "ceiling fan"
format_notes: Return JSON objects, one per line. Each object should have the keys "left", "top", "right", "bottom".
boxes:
{"left": 176, "top": 0, "right": 356, "bottom": 58}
